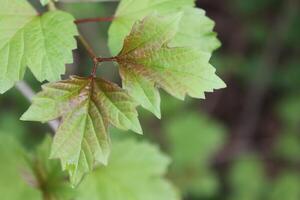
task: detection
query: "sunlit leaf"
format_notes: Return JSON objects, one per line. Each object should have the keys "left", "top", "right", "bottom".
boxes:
{"left": 108, "top": 0, "right": 220, "bottom": 55}
{"left": 21, "top": 76, "right": 142, "bottom": 186}
{"left": 169, "top": 8, "right": 221, "bottom": 51}
{"left": 0, "top": 0, "right": 77, "bottom": 93}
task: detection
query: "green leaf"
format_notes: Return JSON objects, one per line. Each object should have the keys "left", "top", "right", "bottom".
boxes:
{"left": 108, "top": 0, "right": 194, "bottom": 55}
{"left": 77, "top": 139, "right": 179, "bottom": 200}
{"left": 21, "top": 76, "right": 142, "bottom": 186}
{"left": 24, "top": 135, "right": 75, "bottom": 200}
{"left": 61, "top": 0, "right": 119, "bottom": 2}
{"left": 116, "top": 14, "right": 225, "bottom": 117}
{"left": 165, "top": 113, "right": 226, "bottom": 167}
{"left": 275, "top": 131, "right": 300, "bottom": 162}
{"left": 108, "top": 0, "right": 220, "bottom": 55}
{"left": 164, "top": 112, "right": 225, "bottom": 197}
{"left": 228, "top": 155, "right": 267, "bottom": 200}
{"left": 41, "top": 0, "right": 118, "bottom": 5}
{"left": 0, "top": 133, "right": 41, "bottom": 199}
{"left": 269, "top": 172, "right": 300, "bottom": 200}
{"left": 29, "top": 135, "right": 75, "bottom": 200}
{"left": 277, "top": 95, "right": 300, "bottom": 129}
{"left": 169, "top": 8, "right": 221, "bottom": 52}
{"left": 0, "top": 0, "right": 77, "bottom": 93}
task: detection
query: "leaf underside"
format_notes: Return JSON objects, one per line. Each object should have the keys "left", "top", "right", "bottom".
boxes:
{"left": 21, "top": 76, "right": 142, "bottom": 186}
{"left": 0, "top": 0, "right": 77, "bottom": 93}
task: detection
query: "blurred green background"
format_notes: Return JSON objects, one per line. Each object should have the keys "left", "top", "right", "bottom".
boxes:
{"left": 0, "top": 0, "right": 299, "bottom": 199}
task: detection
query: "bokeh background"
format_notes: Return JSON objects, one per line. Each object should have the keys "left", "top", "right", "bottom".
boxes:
{"left": 0, "top": 0, "right": 299, "bottom": 199}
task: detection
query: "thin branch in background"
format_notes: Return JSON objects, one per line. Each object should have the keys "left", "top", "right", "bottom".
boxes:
{"left": 215, "top": 0, "right": 299, "bottom": 163}
{"left": 77, "top": 34, "right": 97, "bottom": 59}
{"left": 16, "top": 81, "right": 59, "bottom": 132}
{"left": 75, "top": 17, "right": 114, "bottom": 24}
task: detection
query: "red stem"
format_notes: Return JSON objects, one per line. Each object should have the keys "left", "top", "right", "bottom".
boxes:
{"left": 96, "top": 57, "right": 118, "bottom": 62}
{"left": 90, "top": 57, "right": 118, "bottom": 77}
{"left": 75, "top": 17, "right": 114, "bottom": 24}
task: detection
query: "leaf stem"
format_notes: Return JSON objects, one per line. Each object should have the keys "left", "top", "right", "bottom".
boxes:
{"left": 77, "top": 34, "right": 97, "bottom": 59}
{"left": 47, "top": 2, "right": 117, "bottom": 78}
{"left": 96, "top": 56, "right": 118, "bottom": 63}
{"left": 75, "top": 17, "right": 115, "bottom": 24}
{"left": 90, "top": 56, "right": 118, "bottom": 77}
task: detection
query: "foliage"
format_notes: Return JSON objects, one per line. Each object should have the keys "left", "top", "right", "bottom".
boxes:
{"left": 0, "top": 0, "right": 299, "bottom": 199}
{"left": 0, "top": 0, "right": 77, "bottom": 93}
{"left": 21, "top": 76, "right": 142, "bottom": 186}
{"left": 0, "top": 131, "right": 177, "bottom": 200}
{"left": 164, "top": 112, "right": 226, "bottom": 198}
{"left": 77, "top": 139, "right": 178, "bottom": 200}
{"left": 269, "top": 172, "right": 300, "bottom": 200}
{"left": 108, "top": 0, "right": 220, "bottom": 55}
{"left": 0, "top": 133, "right": 41, "bottom": 199}
{"left": 10, "top": 0, "right": 300, "bottom": 200}
{"left": 24, "top": 135, "right": 74, "bottom": 200}
{"left": 117, "top": 13, "right": 225, "bottom": 117}
{"left": 228, "top": 155, "right": 268, "bottom": 200}
{"left": 0, "top": 0, "right": 225, "bottom": 188}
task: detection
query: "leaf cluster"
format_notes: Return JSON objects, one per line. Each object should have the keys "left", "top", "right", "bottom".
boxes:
{"left": 0, "top": 0, "right": 225, "bottom": 191}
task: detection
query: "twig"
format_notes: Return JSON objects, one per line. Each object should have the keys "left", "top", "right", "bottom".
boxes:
{"left": 96, "top": 56, "right": 117, "bottom": 63}
{"left": 75, "top": 17, "right": 114, "bottom": 24}
{"left": 77, "top": 34, "right": 97, "bottom": 59}
{"left": 76, "top": 34, "right": 117, "bottom": 77}
{"left": 16, "top": 81, "right": 59, "bottom": 132}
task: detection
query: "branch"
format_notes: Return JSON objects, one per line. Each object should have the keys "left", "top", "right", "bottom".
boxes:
{"left": 77, "top": 34, "right": 97, "bottom": 59}
{"left": 96, "top": 56, "right": 117, "bottom": 63}
{"left": 16, "top": 81, "right": 59, "bottom": 132}
{"left": 75, "top": 17, "right": 114, "bottom": 24}
{"left": 215, "top": 0, "right": 299, "bottom": 164}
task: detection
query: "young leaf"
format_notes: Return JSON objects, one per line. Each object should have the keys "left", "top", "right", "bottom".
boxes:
{"left": 116, "top": 14, "right": 226, "bottom": 117}
{"left": 108, "top": 0, "right": 220, "bottom": 55}
{"left": 77, "top": 139, "right": 179, "bottom": 200}
{"left": 0, "top": 0, "right": 77, "bottom": 93}
{"left": 21, "top": 76, "right": 142, "bottom": 186}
